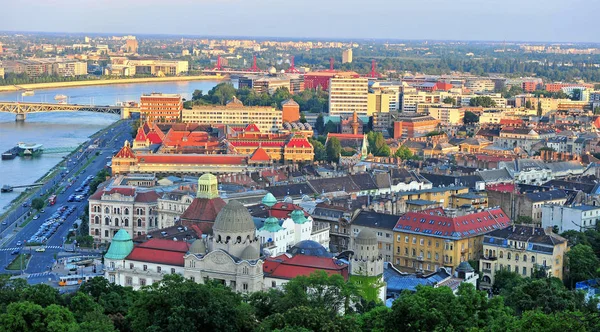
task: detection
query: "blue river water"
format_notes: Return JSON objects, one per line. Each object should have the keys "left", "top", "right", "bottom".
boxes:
{"left": 0, "top": 79, "right": 221, "bottom": 211}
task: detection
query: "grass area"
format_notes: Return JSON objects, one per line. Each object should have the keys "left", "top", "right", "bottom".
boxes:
{"left": 19, "top": 214, "right": 35, "bottom": 228}
{"left": 73, "top": 154, "right": 98, "bottom": 177}
{"left": 6, "top": 254, "right": 31, "bottom": 271}
{"left": 24, "top": 242, "right": 42, "bottom": 247}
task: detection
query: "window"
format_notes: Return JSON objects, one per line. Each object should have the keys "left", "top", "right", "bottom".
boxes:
{"left": 157, "top": 266, "right": 161, "bottom": 273}
{"left": 405, "top": 236, "right": 409, "bottom": 243}
{"left": 243, "top": 283, "right": 248, "bottom": 291}
{"left": 143, "top": 265, "right": 148, "bottom": 271}
{"left": 105, "top": 217, "right": 110, "bottom": 226}
{"left": 404, "top": 247, "right": 408, "bottom": 255}
{"left": 435, "top": 253, "right": 439, "bottom": 260}
{"left": 104, "top": 230, "right": 109, "bottom": 237}
{"left": 109, "top": 275, "right": 115, "bottom": 283}
{"left": 507, "top": 252, "right": 511, "bottom": 260}
{"left": 531, "top": 256, "right": 535, "bottom": 263}
{"left": 139, "top": 278, "right": 146, "bottom": 286}
{"left": 272, "top": 281, "right": 276, "bottom": 288}
{"left": 412, "top": 237, "right": 416, "bottom": 244}
{"left": 420, "top": 239, "right": 424, "bottom": 246}
{"left": 171, "top": 268, "right": 175, "bottom": 274}
{"left": 137, "top": 219, "right": 142, "bottom": 227}
{"left": 436, "top": 241, "right": 439, "bottom": 248}
{"left": 523, "top": 255, "right": 527, "bottom": 262}
{"left": 499, "top": 251, "right": 503, "bottom": 258}
{"left": 522, "top": 266, "right": 527, "bottom": 275}
{"left": 190, "top": 276, "right": 195, "bottom": 282}
{"left": 129, "top": 263, "right": 134, "bottom": 269}
{"left": 412, "top": 249, "right": 416, "bottom": 256}
{"left": 125, "top": 277, "right": 132, "bottom": 286}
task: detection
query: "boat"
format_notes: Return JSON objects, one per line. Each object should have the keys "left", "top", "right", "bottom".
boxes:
{"left": 1, "top": 152, "right": 16, "bottom": 160}
{"left": 16, "top": 143, "right": 43, "bottom": 157}
{"left": 1, "top": 185, "right": 13, "bottom": 193}
{"left": 21, "top": 90, "right": 34, "bottom": 97}
{"left": 54, "top": 94, "right": 67, "bottom": 102}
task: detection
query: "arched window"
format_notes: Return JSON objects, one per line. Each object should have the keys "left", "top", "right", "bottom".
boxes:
{"left": 95, "top": 229, "right": 99, "bottom": 235}
{"left": 105, "top": 207, "right": 109, "bottom": 214}
{"left": 499, "top": 251, "right": 503, "bottom": 258}
{"left": 104, "top": 230, "right": 109, "bottom": 237}
{"left": 531, "top": 256, "right": 535, "bottom": 263}
{"left": 515, "top": 253, "right": 519, "bottom": 261}
{"left": 124, "top": 208, "right": 129, "bottom": 215}
{"left": 217, "top": 235, "right": 222, "bottom": 242}
{"left": 507, "top": 253, "right": 511, "bottom": 260}
{"left": 124, "top": 219, "right": 129, "bottom": 227}
{"left": 523, "top": 255, "right": 527, "bottom": 262}
{"left": 115, "top": 218, "right": 119, "bottom": 227}
{"left": 226, "top": 236, "right": 231, "bottom": 243}
{"left": 94, "top": 216, "right": 99, "bottom": 224}
{"left": 237, "top": 236, "right": 242, "bottom": 243}
{"left": 105, "top": 217, "right": 110, "bottom": 226}
{"left": 137, "top": 219, "right": 142, "bottom": 227}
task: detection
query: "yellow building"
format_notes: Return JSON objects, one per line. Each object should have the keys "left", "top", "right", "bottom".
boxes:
{"left": 427, "top": 106, "right": 465, "bottom": 125}
{"left": 393, "top": 207, "right": 511, "bottom": 273}
{"left": 398, "top": 185, "right": 470, "bottom": 209}
{"left": 329, "top": 77, "right": 369, "bottom": 116}
{"left": 367, "top": 89, "right": 398, "bottom": 115}
{"left": 479, "top": 225, "right": 568, "bottom": 289}
{"left": 342, "top": 49, "right": 353, "bottom": 63}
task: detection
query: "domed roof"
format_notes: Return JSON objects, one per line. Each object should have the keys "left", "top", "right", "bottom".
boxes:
{"left": 355, "top": 228, "right": 377, "bottom": 246}
{"left": 456, "top": 261, "right": 475, "bottom": 273}
{"left": 262, "top": 193, "right": 277, "bottom": 207}
{"left": 260, "top": 216, "right": 284, "bottom": 232}
{"left": 291, "top": 209, "right": 308, "bottom": 224}
{"left": 213, "top": 200, "right": 256, "bottom": 234}
{"left": 289, "top": 240, "right": 332, "bottom": 258}
{"left": 240, "top": 245, "right": 260, "bottom": 260}
{"left": 104, "top": 229, "right": 134, "bottom": 260}
{"left": 189, "top": 239, "right": 206, "bottom": 254}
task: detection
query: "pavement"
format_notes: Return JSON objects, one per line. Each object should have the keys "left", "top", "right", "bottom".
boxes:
{"left": 0, "top": 120, "right": 132, "bottom": 278}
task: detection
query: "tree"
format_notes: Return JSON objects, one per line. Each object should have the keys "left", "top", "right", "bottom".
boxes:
{"left": 442, "top": 97, "right": 456, "bottom": 106}
{"left": 492, "top": 269, "right": 523, "bottom": 295}
{"left": 525, "top": 100, "right": 532, "bottom": 109}
{"left": 323, "top": 120, "right": 338, "bottom": 135}
{"left": 31, "top": 198, "right": 44, "bottom": 211}
{"left": 367, "top": 132, "right": 390, "bottom": 157}
{"left": 314, "top": 114, "right": 325, "bottom": 134}
{"left": 191, "top": 89, "right": 203, "bottom": 101}
{"left": 325, "top": 137, "right": 341, "bottom": 163}
{"left": 20, "top": 284, "right": 61, "bottom": 308}
{"left": 464, "top": 111, "right": 479, "bottom": 124}
{"left": 308, "top": 138, "right": 326, "bottom": 161}
{"left": 515, "top": 215, "right": 533, "bottom": 224}
{"left": 394, "top": 146, "right": 414, "bottom": 160}
{"left": 299, "top": 112, "right": 307, "bottom": 124}
{"left": 505, "top": 277, "right": 588, "bottom": 315}
{"left": 565, "top": 244, "right": 600, "bottom": 287}
{"left": 469, "top": 96, "right": 496, "bottom": 107}
{"left": 209, "top": 82, "right": 236, "bottom": 105}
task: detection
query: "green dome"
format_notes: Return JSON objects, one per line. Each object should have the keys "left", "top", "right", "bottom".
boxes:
{"left": 104, "top": 229, "right": 134, "bottom": 260}
{"left": 291, "top": 209, "right": 308, "bottom": 224}
{"left": 260, "top": 216, "right": 284, "bottom": 232}
{"left": 262, "top": 193, "right": 277, "bottom": 207}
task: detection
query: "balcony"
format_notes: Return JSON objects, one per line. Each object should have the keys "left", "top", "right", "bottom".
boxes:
{"left": 416, "top": 255, "right": 424, "bottom": 261}
{"left": 482, "top": 268, "right": 492, "bottom": 274}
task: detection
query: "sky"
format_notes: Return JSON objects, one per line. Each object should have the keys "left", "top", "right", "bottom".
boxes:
{"left": 0, "top": 0, "right": 598, "bottom": 43}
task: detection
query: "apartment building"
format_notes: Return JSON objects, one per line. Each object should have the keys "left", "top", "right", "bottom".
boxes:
{"left": 541, "top": 204, "right": 600, "bottom": 233}
{"left": 393, "top": 114, "right": 439, "bottom": 139}
{"left": 329, "top": 76, "right": 369, "bottom": 116}
{"left": 342, "top": 49, "right": 353, "bottom": 63}
{"left": 140, "top": 93, "right": 183, "bottom": 122}
{"left": 465, "top": 79, "right": 495, "bottom": 93}
{"left": 182, "top": 98, "right": 282, "bottom": 132}
{"left": 479, "top": 225, "right": 567, "bottom": 289}
{"left": 427, "top": 106, "right": 465, "bottom": 125}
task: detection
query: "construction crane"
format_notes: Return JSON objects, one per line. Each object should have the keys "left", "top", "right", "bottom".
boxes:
{"left": 248, "top": 55, "right": 260, "bottom": 72}
{"left": 286, "top": 56, "right": 300, "bottom": 73}
{"left": 369, "top": 59, "right": 381, "bottom": 78}
{"left": 212, "top": 55, "right": 223, "bottom": 71}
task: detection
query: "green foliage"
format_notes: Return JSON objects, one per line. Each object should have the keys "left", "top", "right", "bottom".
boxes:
{"left": 367, "top": 132, "right": 390, "bottom": 157}
{"left": 325, "top": 137, "right": 342, "bottom": 162}
{"left": 314, "top": 114, "right": 325, "bottom": 134}
{"left": 31, "top": 198, "right": 44, "bottom": 211}
{"left": 525, "top": 100, "right": 532, "bottom": 109}
{"left": 442, "top": 97, "right": 456, "bottom": 105}
{"left": 307, "top": 137, "right": 326, "bottom": 161}
{"left": 565, "top": 244, "right": 600, "bottom": 287}
{"left": 469, "top": 96, "right": 497, "bottom": 107}
{"left": 393, "top": 146, "right": 415, "bottom": 160}
{"left": 515, "top": 215, "right": 533, "bottom": 224}
{"left": 323, "top": 120, "right": 338, "bottom": 135}
{"left": 89, "top": 169, "right": 110, "bottom": 195}
{"left": 464, "top": 111, "right": 480, "bottom": 124}
{"left": 299, "top": 112, "right": 307, "bottom": 123}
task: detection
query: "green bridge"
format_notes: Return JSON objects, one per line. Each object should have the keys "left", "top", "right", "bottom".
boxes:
{"left": 42, "top": 147, "right": 80, "bottom": 154}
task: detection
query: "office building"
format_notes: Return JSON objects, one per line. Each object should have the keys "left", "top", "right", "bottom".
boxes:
{"left": 367, "top": 89, "right": 398, "bottom": 114}
{"left": 465, "top": 79, "right": 495, "bottom": 93}
{"left": 140, "top": 93, "right": 183, "bottom": 122}
{"left": 342, "top": 49, "right": 353, "bottom": 63}
{"left": 329, "top": 76, "right": 369, "bottom": 116}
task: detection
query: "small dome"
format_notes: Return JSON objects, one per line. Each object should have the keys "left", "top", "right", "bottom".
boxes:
{"left": 213, "top": 200, "right": 256, "bottom": 234}
{"left": 240, "top": 245, "right": 260, "bottom": 260}
{"left": 355, "top": 229, "right": 377, "bottom": 246}
{"left": 262, "top": 193, "right": 277, "bottom": 207}
{"left": 260, "top": 216, "right": 284, "bottom": 232}
{"left": 456, "top": 261, "right": 475, "bottom": 273}
{"left": 104, "top": 229, "right": 134, "bottom": 260}
{"left": 291, "top": 209, "right": 308, "bottom": 224}
{"left": 289, "top": 240, "right": 332, "bottom": 258}
{"left": 189, "top": 239, "right": 206, "bottom": 254}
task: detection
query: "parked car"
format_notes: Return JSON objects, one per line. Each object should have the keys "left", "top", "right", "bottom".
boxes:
{"left": 35, "top": 247, "right": 46, "bottom": 252}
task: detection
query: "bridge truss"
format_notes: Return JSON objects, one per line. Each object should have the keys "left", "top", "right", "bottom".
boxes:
{"left": 0, "top": 102, "right": 122, "bottom": 115}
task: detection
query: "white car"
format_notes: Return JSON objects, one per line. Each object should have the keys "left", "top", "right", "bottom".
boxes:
{"left": 35, "top": 247, "right": 46, "bottom": 252}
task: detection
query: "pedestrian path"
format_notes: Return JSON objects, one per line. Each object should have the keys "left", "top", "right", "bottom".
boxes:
{"left": 27, "top": 272, "right": 53, "bottom": 279}
{"left": 0, "top": 245, "right": 63, "bottom": 252}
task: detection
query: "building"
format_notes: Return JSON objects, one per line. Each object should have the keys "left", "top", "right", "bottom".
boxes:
{"left": 0, "top": 67, "right": 4, "bottom": 79}
{"left": 281, "top": 99, "right": 300, "bottom": 123}
{"left": 488, "top": 188, "right": 569, "bottom": 223}
{"left": 88, "top": 185, "right": 161, "bottom": 245}
{"left": 494, "top": 127, "right": 555, "bottom": 153}
{"left": 329, "top": 76, "right": 369, "bottom": 116}
{"left": 2, "top": 59, "right": 87, "bottom": 77}
{"left": 182, "top": 97, "right": 282, "bottom": 132}
{"left": 367, "top": 89, "right": 397, "bottom": 114}
{"left": 304, "top": 71, "right": 359, "bottom": 91}
{"left": 393, "top": 207, "right": 511, "bottom": 274}
{"left": 342, "top": 49, "right": 353, "bottom": 63}
{"left": 545, "top": 82, "right": 594, "bottom": 93}
{"left": 125, "top": 38, "right": 139, "bottom": 53}
{"left": 465, "top": 79, "right": 495, "bottom": 93}
{"left": 541, "top": 204, "right": 600, "bottom": 233}
{"left": 349, "top": 229, "right": 386, "bottom": 302}
{"left": 156, "top": 190, "right": 195, "bottom": 229}
{"left": 140, "top": 93, "right": 183, "bottom": 122}
{"left": 479, "top": 225, "right": 567, "bottom": 289}
{"left": 427, "top": 106, "right": 465, "bottom": 125}
{"left": 110, "top": 58, "right": 188, "bottom": 76}
{"left": 350, "top": 211, "right": 400, "bottom": 262}
{"left": 393, "top": 115, "right": 440, "bottom": 139}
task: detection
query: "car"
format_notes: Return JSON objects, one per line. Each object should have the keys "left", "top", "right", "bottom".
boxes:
{"left": 1, "top": 221, "right": 7, "bottom": 225}
{"left": 35, "top": 247, "right": 46, "bottom": 252}
{"left": 40, "top": 209, "right": 45, "bottom": 213}
{"left": 11, "top": 249, "right": 19, "bottom": 255}
{"left": 16, "top": 241, "right": 22, "bottom": 246}
{"left": 33, "top": 215, "right": 39, "bottom": 220}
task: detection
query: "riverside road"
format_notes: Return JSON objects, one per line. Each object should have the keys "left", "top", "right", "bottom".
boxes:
{"left": 0, "top": 120, "right": 132, "bottom": 281}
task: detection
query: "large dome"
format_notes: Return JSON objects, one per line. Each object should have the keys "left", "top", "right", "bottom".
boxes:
{"left": 355, "top": 228, "right": 377, "bottom": 246}
{"left": 289, "top": 240, "right": 332, "bottom": 258}
{"left": 240, "top": 245, "right": 260, "bottom": 260}
{"left": 189, "top": 239, "right": 206, "bottom": 254}
{"left": 213, "top": 200, "right": 256, "bottom": 234}
{"left": 104, "top": 229, "right": 134, "bottom": 260}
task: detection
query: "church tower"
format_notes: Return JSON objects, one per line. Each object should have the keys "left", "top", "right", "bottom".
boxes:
{"left": 350, "top": 229, "right": 386, "bottom": 302}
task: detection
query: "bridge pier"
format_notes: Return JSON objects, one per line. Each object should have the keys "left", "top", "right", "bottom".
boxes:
{"left": 15, "top": 113, "right": 26, "bottom": 122}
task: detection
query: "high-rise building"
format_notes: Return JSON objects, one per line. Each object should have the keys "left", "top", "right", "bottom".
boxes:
{"left": 125, "top": 38, "right": 138, "bottom": 53}
{"left": 329, "top": 76, "right": 369, "bottom": 116}
{"left": 0, "top": 42, "right": 3, "bottom": 54}
{"left": 342, "top": 49, "right": 353, "bottom": 63}
{"left": 140, "top": 93, "right": 183, "bottom": 122}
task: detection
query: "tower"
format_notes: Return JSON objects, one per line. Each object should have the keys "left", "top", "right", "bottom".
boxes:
{"left": 351, "top": 111, "right": 360, "bottom": 135}
{"left": 350, "top": 229, "right": 386, "bottom": 302}
{"left": 197, "top": 173, "right": 219, "bottom": 199}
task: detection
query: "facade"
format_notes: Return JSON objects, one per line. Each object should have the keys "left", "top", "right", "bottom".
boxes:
{"left": 393, "top": 207, "right": 511, "bottom": 274}
{"left": 329, "top": 77, "right": 369, "bottom": 116}
{"left": 342, "top": 49, "right": 353, "bottom": 63}
{"left": 479, "top": 225, "right": 567, "bottom": 289}
{"left": 494, "top": 128, "right": 555, "bottom": 153}
{"left": 350, "top": 210, "right": 400, "bottom": 262}
{"left": 541, "top": 204, "right": 600, "bottom": 233}
{"left": 303, "top": 71, "right": 359, "bottom": 91}
{"left": 393, "top": 115, "right": 440, "bottom": 139}
{"left": 465, "top": 79, "right": 495, "bottom": 93}
{"left": 140, "top": 93, "right": 183, "bottom": 122}
{"left": 156, "top": 190, "right": 195, "bottom": 229}
{"left": 349, "top": 229, "right": 386, "bottom": 302}
{"left": 281, "top": 99, "right": 300, "bottom": 123}
{"left": 427, "top": 106, "right": 465, "bottom": 125}
{"left": 182, "top": 98, "right": 282, "bottom": 132}
{"left": 89, "top": 186, "right": 160, "bottom": 245}
{"left": 367, "top": 89, "right": 397, "bottom": 114}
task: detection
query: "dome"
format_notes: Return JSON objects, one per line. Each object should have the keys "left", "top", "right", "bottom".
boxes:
{"left": 355, "top": 229, "right": 377, "bottom": 246}
{"left": 260, "top": 216, "right": 284, "bottom": 232}
{"left": 291, "top": 209, "right": 308, "bottom": 224}
{"left": 456, "top": 261, "right": 475, "bottom": 273}
{"left": 240, "top": 245, "right": 260, "bottom": 260}
{"left": 289, "top": 240, "right": 332, "bottom": 258}
{"left": 189, "top": 239, "right": 206, "bottom": 254}
{"left": 268, "top": 66, "right": 277, "bottom": 74}
{"left": 213, "top": 200, "right": 256, "bottom": 234}
{"left": 104, "top": 229, "right": 134, "bottom": 260}
{"left": 262, "top": 193, "right": 277, "bottom": 207}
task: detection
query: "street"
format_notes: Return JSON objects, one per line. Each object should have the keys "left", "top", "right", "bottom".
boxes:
{"left": 0, "top": 120, "right": 132, "bottom": 277}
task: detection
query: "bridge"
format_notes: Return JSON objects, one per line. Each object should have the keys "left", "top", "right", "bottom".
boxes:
{"left": 43, "top": 146, "right": 79, "bottom": 154}
{"left": 0, "top": 101, "right": 136, "bottom": 121}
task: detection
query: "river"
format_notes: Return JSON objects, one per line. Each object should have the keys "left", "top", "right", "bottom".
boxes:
{"left": 0, "top": 80, "right": 221, "bottom": 211}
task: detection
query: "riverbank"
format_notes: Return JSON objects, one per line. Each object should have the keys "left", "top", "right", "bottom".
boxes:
{"left": 0, "top": 75, "right": 225, "bottom": 92}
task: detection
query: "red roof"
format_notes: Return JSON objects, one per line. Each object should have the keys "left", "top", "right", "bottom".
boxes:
{"left": 395, "top": 208, "right": 511, "bottom": 239}
{"left": 594, "top": 117, "right": 600, "bottom": 129}
{"left": 327, "top": 133, "right": 364, "bottom": 140}
{"left": 286, "top": 137, "right": 312, "bottom": 149}
{"left": 434, "top": 82, "right": 453, "bottom": 91}
{"left": 486, "top": 183, "right": 516, "bottom": 193}
{"left": 135, "top": 191, "right": 160, "bottom": 203}
{"left": 180, "top": 197, "right": 226, "bottom": 222}
{"left": 230, "top": 141, "right": 285, "bottom": 147}
{"left": 146, "top": 130, "right": 163, "bottom": 145}
{"left": 136, "top": 154, "right": 247, "bottom": 165}
{"left": 263, "top": 254, "right": 348, "bottom": 280}
{"left": 115, "top": 144, "right": 135, "bottom": 158}
{"left": 245, "top": 123, "right": 261, "bottom": 132}
{"left": 268, "top": 202, "right": 308, "bottom": 219}
{"left": 126, "top": 239, "right": 190, "bottom": 266}
{"left": 250, "top": 147, "right": 271, "bottom": 162}
{"left": 135, "top": 127, "right": 147, "bottom": 142}
{"left": 500, "top": 119, "right": 523, "bottom": 126}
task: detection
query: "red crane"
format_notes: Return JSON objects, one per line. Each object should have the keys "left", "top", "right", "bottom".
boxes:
{"left": 329, "top": 57, "right": 335, "bottom": 71}
{"left": 248, "top": 55, "right": 260, "bottom": 72}
{"left": 212, "top": 55, "right": 223, "bottom": 71}
{"left": 369, "top": 59, "right": 381, "bottom": 78}
{"left": 286, "top": 56, "right": 300, "bottom": 73}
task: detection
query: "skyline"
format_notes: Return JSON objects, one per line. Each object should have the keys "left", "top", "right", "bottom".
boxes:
{"left": 1, "top": 0, "right": 598, "bottom": 43}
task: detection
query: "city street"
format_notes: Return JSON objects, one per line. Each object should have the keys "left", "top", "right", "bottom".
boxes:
{"left": 0, "top": 120, "right": 132, "bottom": 277}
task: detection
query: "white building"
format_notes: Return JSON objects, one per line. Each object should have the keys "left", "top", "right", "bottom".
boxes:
{"left": 329, "top": 77, "right": 369, "bottom": 116}
{"left": 542, "top": 204, "right": 600, "bottom": 233}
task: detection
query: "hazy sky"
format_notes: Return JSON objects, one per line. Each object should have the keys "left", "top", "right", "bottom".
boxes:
{"left": 1, "top": 0, "right": 598, "bottom": 43}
